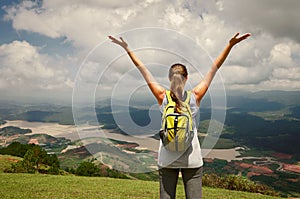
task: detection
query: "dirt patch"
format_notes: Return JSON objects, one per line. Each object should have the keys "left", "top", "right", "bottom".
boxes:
{"left": 251, "top": 165, "right": 273, "bottom": 174}
{"left": 5, "top": 157, "right": 20, "bottom": 163}
{"left": 247, "top": 171, "right": 261, "bottom": 178}
{"left": 283, "top": 164, "right": 300, "bottom": 174}
{"left": 239, "top": 163, "right": 252, "bottom": 169}
{"left": 236, "top": 162, "right": 274, "bottom": 176}
{"left": 272, "top": 152, "right": 292, "bottom": 160}
{"left": 0, "top": 156, "right": 20, "bottom": 163}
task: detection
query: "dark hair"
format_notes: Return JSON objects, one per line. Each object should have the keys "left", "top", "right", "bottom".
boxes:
{"left": 168, "top": 63, "right": 188, "bottom": 112}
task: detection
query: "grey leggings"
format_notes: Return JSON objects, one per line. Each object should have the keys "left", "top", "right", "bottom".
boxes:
{"left": 159, "top": 167, "right": 203, "bottom": 199}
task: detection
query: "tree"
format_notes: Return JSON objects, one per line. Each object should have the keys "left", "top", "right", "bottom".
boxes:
{"left": 4, "top": 143, "right": 61, "bottom": 174}
{"left": 75, "top": 161, "right": 100, "bottom": 177}
{"left": 22, "top": 145, "right": 47, "bottom": 173}
{"left": 0, "top": 142, "right": 29, "bottom": 157}
{"left": 46, "top": 154, "right": 60, "bottom": 174}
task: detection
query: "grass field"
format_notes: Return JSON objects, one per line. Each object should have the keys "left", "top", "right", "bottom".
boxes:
{"left": 0, "top": 173, "right": 283, "bottom": 199}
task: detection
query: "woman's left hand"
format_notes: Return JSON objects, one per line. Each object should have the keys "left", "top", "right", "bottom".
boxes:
{"left": 229, "top": 32, "right": 251, "bottom": 46}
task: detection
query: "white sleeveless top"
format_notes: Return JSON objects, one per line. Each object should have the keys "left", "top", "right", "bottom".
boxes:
{"left": 158, "top": 92, "right": 203, "bottom": 168}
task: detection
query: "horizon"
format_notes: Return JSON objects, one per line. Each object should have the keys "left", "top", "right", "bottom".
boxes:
{"left": 1, "top": 89, "right": 300, "bottom": 106}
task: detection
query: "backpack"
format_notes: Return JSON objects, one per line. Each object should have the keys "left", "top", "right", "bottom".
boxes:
{"left": 159, "top": 90, "right": 194, "bottom": 152}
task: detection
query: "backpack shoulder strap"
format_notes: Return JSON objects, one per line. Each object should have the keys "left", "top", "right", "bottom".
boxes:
{"left": 165, "top": 90, "right": 173, "bottom": 104}
{"left": 184, "top": 91, "right": 193, "bottom": 123}
{"left": 184, "top": 90, "right": 191, "bottom": 104}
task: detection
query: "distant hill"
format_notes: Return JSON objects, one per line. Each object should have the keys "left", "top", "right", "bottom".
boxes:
{"left": 0, "top": 105, "right": 74, "bottom": 125}
{"left": 0, "top": 126, "right": 71, "bottom": 154}
{"left": 0, "top": 126, "right": 31, "bottom": 137}
{"left": 246, "top": 90, "right": 300, "bottom": 106}
{"left": 222, "top": 91, "right": 300, "bottom": 157}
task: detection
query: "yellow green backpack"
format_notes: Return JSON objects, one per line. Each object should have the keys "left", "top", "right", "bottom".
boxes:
{"left": 159, "top": 90, "right": 194, "bottom": 152}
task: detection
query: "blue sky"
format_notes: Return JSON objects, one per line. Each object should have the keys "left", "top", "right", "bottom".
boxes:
{"left": 0, "top": 0, "right": 73, "bottom": 55}
{"left": 0, "top": 0, "right": 18, "bottom": 43}
{"left": 0, "top": 0, "right": 300, "bottom": 104}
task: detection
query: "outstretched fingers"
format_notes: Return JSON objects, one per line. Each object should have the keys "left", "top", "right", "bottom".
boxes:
{"left": 108, "top": 35, "right": 119, "bottom": 44}
{"left": 236, "top": 33, "right": 251, "bottom": 41}
{"left": 238, "top": 33, "right": 251, "bottom": 40}
{"left": 233, "top": 32, "right": 240, "bottom": 38}
{"left": 230, "top": 32, "right": 251, "bottom": 45}
{"left": 108, "top": 35, "right": 128, "bottom": 49}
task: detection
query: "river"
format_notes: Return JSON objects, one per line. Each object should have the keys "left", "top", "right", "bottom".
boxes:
{"left": 1, "top": 120, "right": 244, "bottom": 161}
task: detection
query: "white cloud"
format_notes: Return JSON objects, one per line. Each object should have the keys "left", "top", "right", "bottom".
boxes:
{"left": 272, "top": 68, "right": 300, "bottom": 80}
{"left": 261, "top": 79, "right": 300, "bottom": 91}
{"left": 194, "top": 0, "right": 300, "bottom": 42}
{"left": 269, "top": 43, "right": 293, "bottom": 67}
{"left": 0, "top": 40, "right": 72, "bottom": 90}
{"left": 3, "top": 0, "right": 163, "bottom": 49}
{"left": 221, "top": 39, "right": 300, "bottom": 91}
{"left": 221, "top": 65, "right": 269, "bottom": 85}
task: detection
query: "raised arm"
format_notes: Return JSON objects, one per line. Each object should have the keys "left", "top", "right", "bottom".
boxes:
{"left": 193, "top": 32, "right": 251, "bottom": 105}
{"left": 108, "top": 36, "right": 166, "bottom": 105}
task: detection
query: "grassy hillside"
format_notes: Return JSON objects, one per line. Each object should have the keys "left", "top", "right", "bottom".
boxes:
{"left": 0, "top": 155, "right": 22, "bottom": 172}
{"left": 0, "top": 173, "right": 283, "bottom": 199}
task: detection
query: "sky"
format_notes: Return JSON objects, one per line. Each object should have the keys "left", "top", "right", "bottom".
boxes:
{"left": 0, "top": 0, "right": 300, "bottom": 104}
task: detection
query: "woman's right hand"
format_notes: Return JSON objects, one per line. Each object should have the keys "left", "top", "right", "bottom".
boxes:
{"left": 108, "top": 36, "right": 128, "bottom": 49}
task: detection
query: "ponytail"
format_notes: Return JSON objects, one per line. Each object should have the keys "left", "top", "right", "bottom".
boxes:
{"left": 168, "top": 63, "right": 188, "bottom": 113}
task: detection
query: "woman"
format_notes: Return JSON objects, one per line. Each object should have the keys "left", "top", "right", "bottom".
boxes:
{"left": 109, "top": 32, "right": 250, "bottom": 199}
